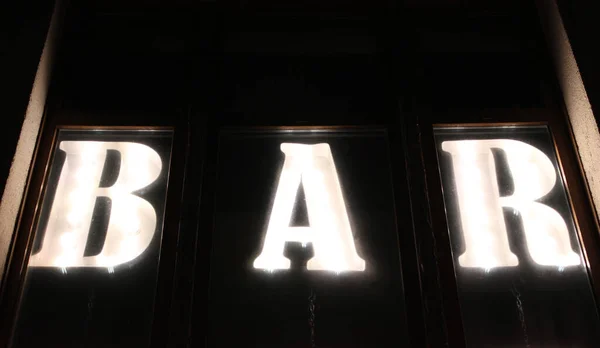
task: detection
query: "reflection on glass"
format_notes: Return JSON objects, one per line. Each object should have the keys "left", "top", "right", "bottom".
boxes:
{"left": 435, "top": 126, "right": 600, "bottom": 347}
{"left": 13, "top": 130, "right": 173, "bottom": 347}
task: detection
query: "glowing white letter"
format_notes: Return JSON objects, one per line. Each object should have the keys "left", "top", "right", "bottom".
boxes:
{"left": 253, "top": 143, "right": 365, "bottom": 272}
{"left": 29, "top": 141, "right": 162, "bottom": 269}
{"left": 442, "top": 139, "right": 580, "bottom": 268}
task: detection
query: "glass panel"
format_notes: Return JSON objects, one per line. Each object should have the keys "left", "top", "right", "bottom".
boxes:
{"left": 13, "top": 129, "right": 173, "bottom": 347}
{"left": 434, "top": 125, "right": 600, "bottom": 347}
{"left": 208, "top": 130, "right": 410, "bottom": 347}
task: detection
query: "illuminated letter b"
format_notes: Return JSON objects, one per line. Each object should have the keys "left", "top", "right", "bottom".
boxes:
{"left": 29, "top": 141, "right": 162, "bottom": 268}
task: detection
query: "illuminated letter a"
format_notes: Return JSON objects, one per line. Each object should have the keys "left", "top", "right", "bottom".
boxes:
{"left": 253, "top": 143, "right": 365, "bottom": 272}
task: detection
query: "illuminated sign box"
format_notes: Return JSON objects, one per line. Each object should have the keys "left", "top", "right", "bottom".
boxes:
{"left": 434, "top": 125, "right": 600, "bottom": 346}
{"left": 207, "top": 129, "right": 411, "bottom": 347}
{"left": 14, "top": 129, "right": 173, "bottom": 347}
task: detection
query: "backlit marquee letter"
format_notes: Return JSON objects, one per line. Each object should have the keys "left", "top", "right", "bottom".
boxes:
{"left": 253, "top": 143, "right": 365, "bottom": 272}
{"left": 442, "top": 139, "right": 580, "bottom": 268}
{"left": 29, "top": 141, "right": 162, "bottom": 269}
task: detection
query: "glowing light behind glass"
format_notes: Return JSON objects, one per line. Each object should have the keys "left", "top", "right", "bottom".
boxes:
{"left": 253, "top": 143, "right": 365, "bottom": 272}
{"left": 29, "top": 141, "right": 162, "bottom": 269}
{"left": 442, "top": 139, "right": 581, "bottom": 269}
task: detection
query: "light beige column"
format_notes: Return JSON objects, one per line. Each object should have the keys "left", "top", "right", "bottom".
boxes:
{"left": 536, "top": 0, "right": 600, "bottom": 225}
{"left": 0, "top": 0, "right": 65, "bottom": 284}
